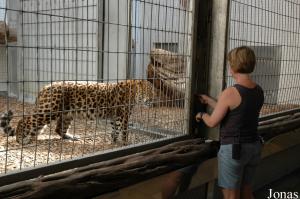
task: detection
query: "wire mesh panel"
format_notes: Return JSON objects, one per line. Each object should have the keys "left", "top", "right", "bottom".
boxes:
{"left": 0, "top": 0, "right": 193, "bottom": 175}
{"left": 227, "top": 0, "right": 300, "bottom": 115}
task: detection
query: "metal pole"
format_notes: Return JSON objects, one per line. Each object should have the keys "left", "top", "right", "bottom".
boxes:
{"left": 204, "top": 0, "right": 231, "bottom": 141}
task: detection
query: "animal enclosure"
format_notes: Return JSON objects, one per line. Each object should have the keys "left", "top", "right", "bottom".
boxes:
{"left": 0, "top": 0, "right": 193, "bottom": 174}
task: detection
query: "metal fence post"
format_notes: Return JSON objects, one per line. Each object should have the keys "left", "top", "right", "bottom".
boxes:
{"left": 203, "top": 0, "right": 231, "bottom": 140}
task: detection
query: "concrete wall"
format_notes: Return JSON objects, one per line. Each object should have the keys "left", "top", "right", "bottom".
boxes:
{"left": 102, "top": 0, "right": 129, "bottom": 81}
{"left": 17, "top": 0, "right": 99, "bottom": 102}
{"left": 0, "top": 0, "right": 18, "bottom": 97}
{"left": 0, "top": 48, "right": 7, "bottom": 93}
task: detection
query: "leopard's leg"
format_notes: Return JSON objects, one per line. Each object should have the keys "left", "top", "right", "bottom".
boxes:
{"left": 109, "top": 107, "right": 117, "bottom": 143}
{"left": 16, "top": 113, "right": 51, "bottom": 144}
{"left": 110, "top": 114, "right": 119, "bottom": 143}
{"left": 15, "top": 117, "right": 32, "bottom": 144}
{"left": 111, "top": 108, "right": 129, "bottom": 144}
{"left": 111, "top": 116, "right": 124, "bottom": 143}
{"left": 55, "top": 113, "right": 78, "bottom": 140}
{"left": 120, "top": 113, "right": 129, "bottom": 144}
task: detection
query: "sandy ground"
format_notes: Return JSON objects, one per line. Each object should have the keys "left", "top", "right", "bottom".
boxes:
{"left": 0, "top": 96, "right": 185, "bottom": 173}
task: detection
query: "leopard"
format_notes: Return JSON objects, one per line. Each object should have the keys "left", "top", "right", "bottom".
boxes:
{"left": 0, "top": 80, "right": 155, "bottom": 145}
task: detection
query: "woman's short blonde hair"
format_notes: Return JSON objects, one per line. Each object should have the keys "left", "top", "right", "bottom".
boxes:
{"left": 227, "top": 46, "right": 256, "bottom": 74}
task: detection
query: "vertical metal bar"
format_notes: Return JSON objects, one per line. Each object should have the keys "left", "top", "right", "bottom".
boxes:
{"left": 98, "top": 0, "right": 104, "bottom": 82}
{"left": 60, "top": 0, "right": 67, "bottom": 161}
{"left": 204, "top": 0, "right": 230, "bottom": 140}
{"left": 19, "top": 0, "right": 25, "bottom": 171}
{"left": 104, "top": 0, "right": 110, "bottom": 149}
{"left": 176, "top": 1, "right": 182, "bottom": 132}
{"left": 126, "top": 0, "right": 132, "bottom": 79}
{"left": 71, "top": 0, "right": 80, "bottom": 159}
{"left": 69, "top": 0, "right": 75, "bottom": 157}
{"left": 146, "top": 0, "right": 153, "bottom": 133}
{"left": 163, "top": 1, "right": 170, "bottom": 132}
{"left": 184, "top": 0, "right": 194, "bottom": 135}
{"left": 133, "top": 0, "right": 137, "bottom": 78}
{"left": 33, "top": 0, "right": 39, "bottom": 168}
{"left": 117, "top": 0, "right": 119, "bottom": 81}
{"left": 93, "top": 0, "right": 99, "bottom": 152}
{"left": 47, "top": 0, "right": 53, "bottom": 164}
{"left": 82, "top": 0, "right": 88, "bottom": 156}
{"left": 155, "top": 0, "right": 161, "bottom": 132}
{"left": 170, "top": 0, "right": 176, "bottom": 132}
{"left": 4, "top": 0, "right": 9, "bottom": 174}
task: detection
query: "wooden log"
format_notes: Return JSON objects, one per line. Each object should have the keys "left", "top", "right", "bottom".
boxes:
{"left": 150, "top": 48, "right": 185, "bottom": 73}
{"left": 0, "top": 21, "right": 17, "bottom": 44}
{"left": 147, "top": 63, "right": 185, "bottom": 106}
{"left": 258, "top": 116, "right": 300, "bottom": 141}
{"left": 259, "top": 115, "right": 291, "bottom": 126}
{"left": 259, "top": 111, "right": 300, "bottom": 128}
{"left": 7, "top": 27, "right": 17, "bottom": 43}
{"left": 0, "top": 139, "right": 220, "bottom": 199}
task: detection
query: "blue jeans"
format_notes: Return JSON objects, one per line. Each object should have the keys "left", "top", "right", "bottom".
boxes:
{"left": 218, "top": 141, "right": 262, "bottom": 189}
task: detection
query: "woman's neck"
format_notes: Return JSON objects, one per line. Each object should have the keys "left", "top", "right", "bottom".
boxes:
{"left": 233, "top": 73, "right": 256, "bottom": 87}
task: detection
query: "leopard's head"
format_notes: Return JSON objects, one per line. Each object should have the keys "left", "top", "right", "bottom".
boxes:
{"left": 129, "top": 80, "right": 157, "bottom": 107}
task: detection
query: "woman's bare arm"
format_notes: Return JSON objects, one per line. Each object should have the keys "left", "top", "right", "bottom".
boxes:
{"left": 198, "top": 94, "right": 217, "bottom": 109}
{"left": 196, "top": 89, "right": 232, "bottom": 127}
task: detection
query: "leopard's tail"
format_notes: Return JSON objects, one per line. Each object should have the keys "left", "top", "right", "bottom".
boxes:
{"left": 0, "top": 110, "right": 15, "bottom": 136}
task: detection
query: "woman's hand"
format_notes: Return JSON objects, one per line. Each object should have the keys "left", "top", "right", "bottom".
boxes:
{"left": 198, "top": 94, "right": 210, "bottom": 104}
{"left": 197, "top": 94, "right": 217, "bottom": 108}
{"left": 195, "top": 112, "right": 202, "bottom": 122}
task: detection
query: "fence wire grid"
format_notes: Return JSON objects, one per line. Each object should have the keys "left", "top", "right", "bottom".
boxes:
{"left": 0, "top": 0, "right": 193, "bottom": 174}
{"left": 227, "top": 0, "right": 300, "bottom": 115}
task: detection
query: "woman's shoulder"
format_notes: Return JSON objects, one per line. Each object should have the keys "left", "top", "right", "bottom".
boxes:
{"left": 219, "top": 87, "right": 239, "bottom": 100}
{"left": 223, "top": 86, "right": 238, "bottom": 95}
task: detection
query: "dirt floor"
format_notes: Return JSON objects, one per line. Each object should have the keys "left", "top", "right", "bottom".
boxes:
{"left": 0, "top": 96, "right": 299, "bottom": 174}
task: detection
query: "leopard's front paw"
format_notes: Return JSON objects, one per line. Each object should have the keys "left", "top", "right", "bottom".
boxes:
{"left": 62, "top": 133, "right": 80, "bottom": 141}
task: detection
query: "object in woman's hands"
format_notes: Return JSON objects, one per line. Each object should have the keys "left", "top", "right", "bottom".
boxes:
{"left": 197, "top": 94, "right": 208, "bottom": 104}
{"left": 232, "top": 143, "right": 241, "bottom": 160}
{"left": 194, "top": 94, "right": 206, "bottom": 112}
{"left": 191, "top": 94, "right": 207, "bottom": 137}
{"left": 193, "top": 94, "right": 206, "bottom": 122}
{"left": 195, "top": 112, "right": 204, "bottom": 122}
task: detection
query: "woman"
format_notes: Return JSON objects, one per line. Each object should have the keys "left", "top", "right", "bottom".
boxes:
{"left": 196, "top": 46, "right": 264, "bottom": 199}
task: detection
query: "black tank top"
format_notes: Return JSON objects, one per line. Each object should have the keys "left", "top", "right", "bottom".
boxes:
{"left": 220, "top": 84, "right": 264, "bottom": 144}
